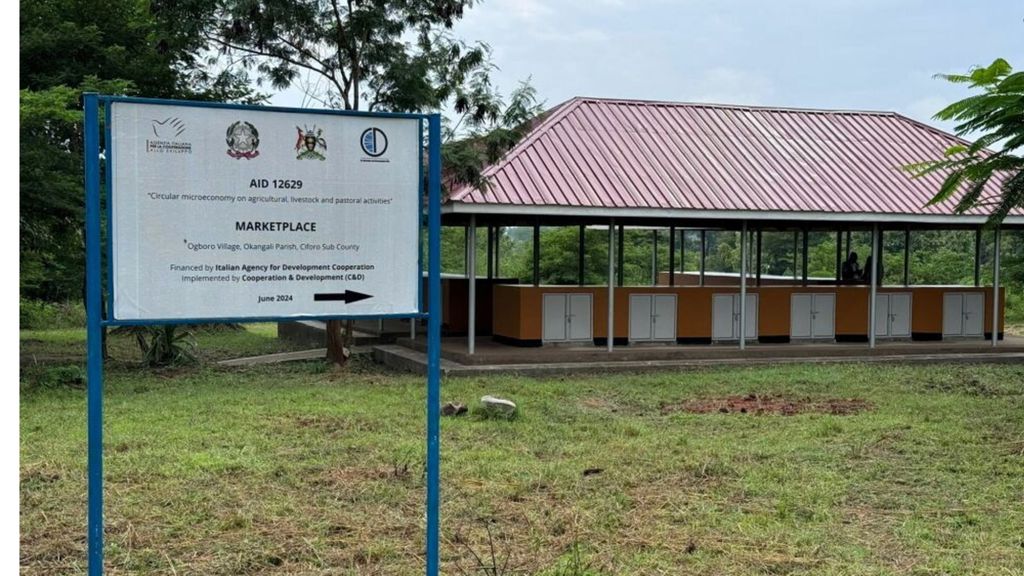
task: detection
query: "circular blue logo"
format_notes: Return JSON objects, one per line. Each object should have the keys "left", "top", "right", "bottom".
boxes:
{"left": 360, "top": 127, "right": 388, "bottom": 157}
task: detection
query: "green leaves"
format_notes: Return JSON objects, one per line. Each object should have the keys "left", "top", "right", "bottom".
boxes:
{"left": 909, "top": 58, "right": 1024, "bottom": 225}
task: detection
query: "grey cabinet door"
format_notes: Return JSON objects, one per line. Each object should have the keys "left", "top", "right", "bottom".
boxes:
{"left": 653, "top": 295, "right": 677, "bottom": 341}
{"left": 943, "top": 293, "right": 963, "bottom": 336}
{"left": 874, "top": 294, "right": 891, "bottom": 337}
{"left": 741, "top": 294, "right": 759, "bottom": 339}
{"left": 629, "top": 295, "right": 652, "bottom": 341}
{"left": 712, "top": 294, "right": 736, "bottom": 340}
{"left": 812, "top": 294, "right": 835, "bottom": 339}
{"left": 963, "top": 292, "right": 984, "bottom": 336}
{"left": 568, "top": 294, "right": 593, "bottom": 341}
{"left": 542, "top": 294, "right": 567, "bottom": 342}
{"left": 889, "top": 293, "right": 911, "bottom": 337}
{"left": 790, "top": 294, "right": 812, "bottom": 339}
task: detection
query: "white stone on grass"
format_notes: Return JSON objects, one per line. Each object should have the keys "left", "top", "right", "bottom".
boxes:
{"left": 480, "top": 395, "right": 517, "bottom": 416}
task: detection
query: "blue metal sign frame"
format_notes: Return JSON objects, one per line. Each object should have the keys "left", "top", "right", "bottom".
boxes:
{"left": 83, "top": 93, "right": 443, "bottom": 576}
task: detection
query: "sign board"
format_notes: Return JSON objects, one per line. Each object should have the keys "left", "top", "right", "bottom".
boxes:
{"left": 110, "top": 102, "right": 421, "bottom": 320}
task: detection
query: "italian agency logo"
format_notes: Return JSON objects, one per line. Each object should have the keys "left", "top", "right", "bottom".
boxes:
{"left": 226, "top": 121, "right": 260, "bottom": 159}
{"left": 360, "top": 127, "right": 388, "bottom": 162}
{"left": 146, "top": 117, "right": 191, "bottom": 154}
{"left": 295, "top": 125, "right": 326, "bottom": 161}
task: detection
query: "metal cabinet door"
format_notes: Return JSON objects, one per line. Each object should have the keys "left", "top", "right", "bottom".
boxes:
{"left": 712, "top": 294, "right": 736, "bottom": 340}
{"left": 889, "top": 293, "right": 911, "bottom": 337}
{"left": 812, "top": 293, "right": 835, "bottom": 339}
{"left": 542, "top": 293, "right": 567, "bottom": 342}
{"left": 790, "top": 294, "right": 812, "bottom": 339}
{"left": 874, "top": 294, "right": 891, "bottom": 337}
{"left": 963, "top": 292, "right": 984, "bottom": 336}
{"left": 742, "top": 294, "right": 758, "bottom": 339}
{"left": 629, "top": 294, "right": 652, "bottom": 341}
{"left": 653, "top": 294, "right": 677, "bottom": 341}
{"left": 568, "top": 294, "right": 593, "bottom": 341}
{"left": 942, "top": 293, "right": 963, "bottom": 336}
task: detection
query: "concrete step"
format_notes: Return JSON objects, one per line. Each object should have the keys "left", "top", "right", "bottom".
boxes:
{"left": 217, "top": 346, "right": 370, "bottom": 367}
{"left": 372, "top": 344, "right": 1024, "bottom": 378}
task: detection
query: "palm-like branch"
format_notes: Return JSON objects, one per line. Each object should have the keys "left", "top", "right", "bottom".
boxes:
{"left": 906, "top": 58, "right": 1024, "bottom": 226}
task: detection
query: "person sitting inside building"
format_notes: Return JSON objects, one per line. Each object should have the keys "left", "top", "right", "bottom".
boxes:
{"left": 841, "top": 251, "right": 862, "bottom": 283}
{"left": 862, "top": 255, "right": 884, "bottom": 286}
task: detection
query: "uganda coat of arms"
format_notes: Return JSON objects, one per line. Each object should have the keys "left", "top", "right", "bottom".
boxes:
{"left": 226, "top": 121, "right": 260, "bottom": 159}
{"left": 295, "top": 125, "right": 326, "bottom": 161}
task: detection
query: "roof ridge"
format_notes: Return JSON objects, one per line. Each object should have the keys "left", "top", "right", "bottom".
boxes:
{"left": 449, "top": 97, "right": 585, "bottom": 201}
{"left": 887, "top": 111, "right": 991, "bottom": 155}
{"left": 574, "top": 96, "right": 899, "bottom": 116}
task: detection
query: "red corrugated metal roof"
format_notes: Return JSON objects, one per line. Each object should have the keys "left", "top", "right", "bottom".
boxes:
{"left": 448, "top": 97, "right": 1014, "bottom": 219}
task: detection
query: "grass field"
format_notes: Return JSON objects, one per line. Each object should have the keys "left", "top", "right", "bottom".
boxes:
{"left": 19, "top": 328, "right": 1024, "bottom": 575}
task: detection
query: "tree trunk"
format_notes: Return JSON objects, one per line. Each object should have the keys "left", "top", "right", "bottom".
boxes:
{"left": 325, "top": 320, "right": 349, "bottom": 365}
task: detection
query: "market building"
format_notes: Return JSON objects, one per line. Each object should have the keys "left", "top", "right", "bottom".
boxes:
{"left": 357, "top": 97, "right": 1024, "bottom": 371}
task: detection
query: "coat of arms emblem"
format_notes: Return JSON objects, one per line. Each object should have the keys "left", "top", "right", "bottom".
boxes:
{"left": 226, "top": 121, "right": 260, "bottom": 159}
{"left": 295, "top": 125, "right": 327, "bottom": 161}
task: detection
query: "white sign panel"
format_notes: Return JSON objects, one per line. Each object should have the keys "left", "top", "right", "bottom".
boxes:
{"left": 110, "top": 102, "right": 421, "bottom": 320}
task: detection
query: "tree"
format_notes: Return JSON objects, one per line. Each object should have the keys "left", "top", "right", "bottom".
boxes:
{"left": 907, "top": 58, "right": 1024, "bottom": 224}
{"left": 20, "top": 0, "right": 258, "bottom": 301}
{"left": 164, "top": 0, "right": 541, "bottom": 364}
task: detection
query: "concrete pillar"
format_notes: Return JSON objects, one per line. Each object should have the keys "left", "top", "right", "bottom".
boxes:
{"left": 617, "top": 224, "right": 624, "bottom": 286}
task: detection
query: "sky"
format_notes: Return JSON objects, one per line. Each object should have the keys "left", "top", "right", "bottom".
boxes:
{"left": 271, "top": 0, "right": 1024, "bottom": 137}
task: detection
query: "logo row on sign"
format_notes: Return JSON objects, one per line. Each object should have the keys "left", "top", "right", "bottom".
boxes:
{"left": 146, "top": 117, "right": 390, "bottom": 162}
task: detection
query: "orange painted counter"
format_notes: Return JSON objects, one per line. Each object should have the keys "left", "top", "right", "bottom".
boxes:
{"left": 490, "top": 284, "right": 1003, "bottom": 345}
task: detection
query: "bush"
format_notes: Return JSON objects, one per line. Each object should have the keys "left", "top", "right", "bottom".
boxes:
{"left": 21, "top": 365, "right": 86, "bottom": 393}
{"left": 19, "top": 299, "right": 87, "bottom": 330}
{"left": 133, "top": 326, "right": 198, "bottom": 367}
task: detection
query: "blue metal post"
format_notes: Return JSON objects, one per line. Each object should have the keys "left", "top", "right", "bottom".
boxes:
{"left": 84, "top": 93, "right": 104, "bottom": 576}
{"left": 425, "top": 114, "right": 442, "bottom": 576}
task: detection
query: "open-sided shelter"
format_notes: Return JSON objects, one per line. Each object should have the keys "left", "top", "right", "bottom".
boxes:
{"left": 438, "top": 97, "right": 1021, "bottom": 354}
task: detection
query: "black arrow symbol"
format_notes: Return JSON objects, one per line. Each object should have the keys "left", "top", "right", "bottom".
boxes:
{"left": 313, "top": 290, "right": 373, "bottom": 304}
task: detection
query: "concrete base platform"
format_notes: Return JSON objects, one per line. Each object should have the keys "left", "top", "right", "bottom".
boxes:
{"left": 373, "top": 336, "right": 1024, "bottom": 377}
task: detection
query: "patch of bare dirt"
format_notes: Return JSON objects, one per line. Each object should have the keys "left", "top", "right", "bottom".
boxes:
{"left": 660, "top": 394, "right": 871, "bottom": 416}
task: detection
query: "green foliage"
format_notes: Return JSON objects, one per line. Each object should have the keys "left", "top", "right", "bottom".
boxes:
{"left": 905, "top": 58, "right": 1024, "bottom": 224}
{"left": 174, "top": 0, "right": 496, "bottom": 113}
{"left": 21, "top": 365, "right": 86, "bottom": 393}
{"left": 19, "top": 0, "right": 260, "bottom": 302}
{"left": 133, "top": 325, "right": 198, "bottom": 367}
{"left": 443, "top": 79, "right": 545, "bottom": 192}
{"left": 20, "top": 298, "right": 87, "bottom": 330}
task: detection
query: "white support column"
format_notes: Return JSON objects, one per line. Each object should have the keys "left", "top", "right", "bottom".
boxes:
{"left": 739, "top": 222, "right": 748, "bottom": 351}
{"left": 608, "top": 220, "right": 616, "bottom": 352}
{"left": 993, "top": 227, "right": 1001, "bottom": 347}
{"left": 467, "top": 215, "right": 476, "bottom": 355}
{"left": 869, "top": 223, "right": 879, "bottom": 349}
